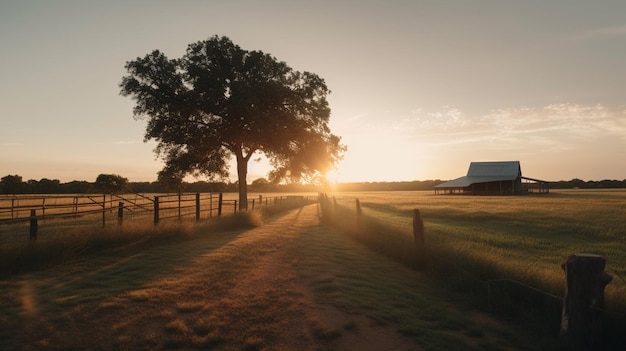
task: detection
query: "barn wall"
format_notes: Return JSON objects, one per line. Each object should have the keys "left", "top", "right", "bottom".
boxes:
{"left": 469, "top": 178, "right": 521, "bottom": 195}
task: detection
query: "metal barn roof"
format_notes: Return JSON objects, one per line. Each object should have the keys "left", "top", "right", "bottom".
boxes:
{"left": 435, "top": 161, "right": 521, "bottom": 189}
{"left": 467, "top": 161, "right": 521, "bottom": 178}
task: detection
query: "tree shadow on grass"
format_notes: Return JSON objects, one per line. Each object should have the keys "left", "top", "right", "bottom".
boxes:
{"left": 0, "top": 226, "right": 249, "bottom": 341}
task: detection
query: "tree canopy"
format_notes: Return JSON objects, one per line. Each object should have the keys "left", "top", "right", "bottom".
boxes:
{"left": 120, "top": 35, "right": 344, "bottom": 209}
{"left": 95, "top": 174, "right": 129, "bottom": 194}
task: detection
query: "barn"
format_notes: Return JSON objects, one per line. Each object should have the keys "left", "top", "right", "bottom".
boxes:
{"left": 434, "top": 161, "right": 549, "bottom": 195}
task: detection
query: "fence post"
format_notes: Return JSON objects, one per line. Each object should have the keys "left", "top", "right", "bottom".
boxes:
{"left": 234, "top": 200, "right": 237, "bottom": 214}
{"left": 259, "top": 195, "right": 263, "bottom": 207}
{"left": 209, "top": 193, "right": 213, "bottom": 218}
{"left": 218, "top": 193, "right": 223, "bottom": 217}
{"left": 154, "top": 196, "right": 160, "bottom": 225}
{"left": 355, "top": 199, "right": 362, "bottom": 230}
{"left": 102, "top": 195, "right": 106, "bottom": 227}
{"left": 196, "top": 193, "right": 200, "bottom": 221}
{"left": 117, "top": 202, "right": 124, "bottom": 226}
{"left": 29, "top": 209, "right": 38, "bottom": 241}
{"left": 252, "top": 199, "right": 255, "bottom": 209}
{"left": 178, "top": 193, "right": 182, "bottom": 220}
{"left": 560, "top": 253, "right": 613, "bottom": 351}
{"left": 413, "top": 209, "right": 425, "bottom": 248}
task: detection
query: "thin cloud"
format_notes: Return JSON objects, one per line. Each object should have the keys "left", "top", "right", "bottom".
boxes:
{"left": 406, "top": 103, "right": 626, "bottom": 153}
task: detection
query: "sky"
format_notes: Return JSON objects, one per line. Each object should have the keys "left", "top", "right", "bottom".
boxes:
{"left": 1, "top": 0, "right": 625, "bottom": 184}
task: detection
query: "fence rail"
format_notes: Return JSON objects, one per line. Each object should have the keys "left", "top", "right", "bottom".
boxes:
{"left": 0, "top": 193, "right": 312, "bottom": 241}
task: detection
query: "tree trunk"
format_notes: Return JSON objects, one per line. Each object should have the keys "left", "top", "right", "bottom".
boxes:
{"left": 236, "top": 152, "right": 248, "bottom": 211}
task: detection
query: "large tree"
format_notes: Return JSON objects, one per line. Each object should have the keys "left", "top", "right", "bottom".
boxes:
{"left": 120, "top": 36, "right": 344, "bottom": 209}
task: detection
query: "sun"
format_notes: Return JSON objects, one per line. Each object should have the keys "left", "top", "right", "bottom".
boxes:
{"left": 325, "top": 169, "right": 340, "bottom": 185}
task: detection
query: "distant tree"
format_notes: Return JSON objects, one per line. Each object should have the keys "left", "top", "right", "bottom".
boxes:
{"left": 250, "top": 177, "right": 271, "bottom": 192}
{"left": 128, "top": 181, "right": 159, "bottom": 193}
{"left": 185, "top": 180, "right": 227, "bottom": 193}
{"left": 0, "top": 175, "right": 26, "bottom": 194}
{"left": 61, "top": 180, "right": 93, "bottom": 194}
{"left": 120, "top": 35, "right": 344, "bottom": 210}
{"left": 34, "top": 178, "right": 61, "bottom": 194}
{"left": 570, "top": 178, "right": 586, "bottom": 189}
{"left": 95, "top": 174, "right": 128, "bottom": 194}
{"left": 157, "top": 170, "right": 184, "bottom": 193}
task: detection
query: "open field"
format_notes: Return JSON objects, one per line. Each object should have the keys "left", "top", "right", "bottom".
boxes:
{"left": 322, "top": 189, "right": 626, "bottom": 347}
{"left": 0, "top": 204, "right": 542, "bottom": 351}
{"left": 327, "top": 189, "right": 626, "bottom": 295}
{"left": 1, "top": 189, "right": 624, "bottom": 349}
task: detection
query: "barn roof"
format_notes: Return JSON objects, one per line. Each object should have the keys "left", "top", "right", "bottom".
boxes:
{"left": 435, "top": 161, "right": 521, "bottom": 189}
{"left": 467, "top": 161, "right": 521, "bottom": 177}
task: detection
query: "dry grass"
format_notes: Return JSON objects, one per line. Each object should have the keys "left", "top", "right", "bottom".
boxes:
{"left": 321, "top": 189, "right": 626, "bottom": 346}
{"left": 0, "top": 204, "right": 540, "bottom": 351}
{"left": 0, "top": 200, "right": 297, "bottom": 278}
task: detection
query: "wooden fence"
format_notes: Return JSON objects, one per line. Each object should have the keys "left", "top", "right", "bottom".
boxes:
{"left": 0, "top": 193, "right": 309, "bottom": 240}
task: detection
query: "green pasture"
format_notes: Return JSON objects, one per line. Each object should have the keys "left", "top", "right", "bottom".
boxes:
{"left": 322, "top": 189, "right": 626, "bottom": 345}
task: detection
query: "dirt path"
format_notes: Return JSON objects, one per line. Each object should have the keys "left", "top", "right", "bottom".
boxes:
{"left": 0, "top": 205, "right": 521, "bottom": 350}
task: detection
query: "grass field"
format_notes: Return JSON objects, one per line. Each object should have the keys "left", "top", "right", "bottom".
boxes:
{"left": 1, "top": 189, "right": 624, "bottom": 349}
{"left": 0, "top": 203, "right": 546, "bottom": 351}
{"left": 321, "top": 189, "right": 626, "bottom": 347}
{"left": 0, "top": 196, "right": 314, "bottom": 278}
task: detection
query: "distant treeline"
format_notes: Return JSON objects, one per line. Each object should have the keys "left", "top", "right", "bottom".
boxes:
{"left": 0, "top": 174, "right": 624, "bottom": 195}
{"left": 549, "top": 178, "right": 626, "bottom": 189}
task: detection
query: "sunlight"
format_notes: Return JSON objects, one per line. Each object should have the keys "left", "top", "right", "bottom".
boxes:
{"left": 325, "top": 169, "right": 340, "bottom": 185}
{"left": 19, "top": 280, "right": 37, "bottom": 316}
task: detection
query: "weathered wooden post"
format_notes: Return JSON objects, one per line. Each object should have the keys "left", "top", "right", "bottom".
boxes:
{"left": 252, "top": 199, "right": 255, "bottom": 209}
{"left": 234, "top": 200, "right": 237, "bottom": 214}
{"left": 178, "top": 193, "right": 182, "bottom": 220}
{"left": 154, "top": 196, "right": 160, "bottom": 225}
{"left": 355, "top": 199, "right": 362, "bottom": 230}
{"left": 102, "top": 195, "right": 106, "bottom": 227}
{"left": 259, "top": 195, "right": 263, "bottom": 207}
{"left": 413, "top": 209, "right": 424, "bottom": 248}
{"left": 209, "top": 193, "right": 214, "bottom": 218}
{"left": 117, "top": 202, "right": 124, "bottom": 226}
{"left": 218, "top": 193, "right": 223, "bottom": 217}
{"left": 73, "top": 196, "right": 78, "bottom": 218}
{"left": 560, "top": 253, "right": 613, "bottom": 351}
{"left": 29, "top": 209, "right": 38, "bottom": 241}
{"left": 195, "top": 193, "right": 200, "bottom": 221}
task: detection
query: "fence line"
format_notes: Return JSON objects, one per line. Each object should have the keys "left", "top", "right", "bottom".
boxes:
{"left": 0, "top": 193, "right": 314, "bottom": 240}
{"left": 333, "top": 194, "right": 567, "bottom": 305}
